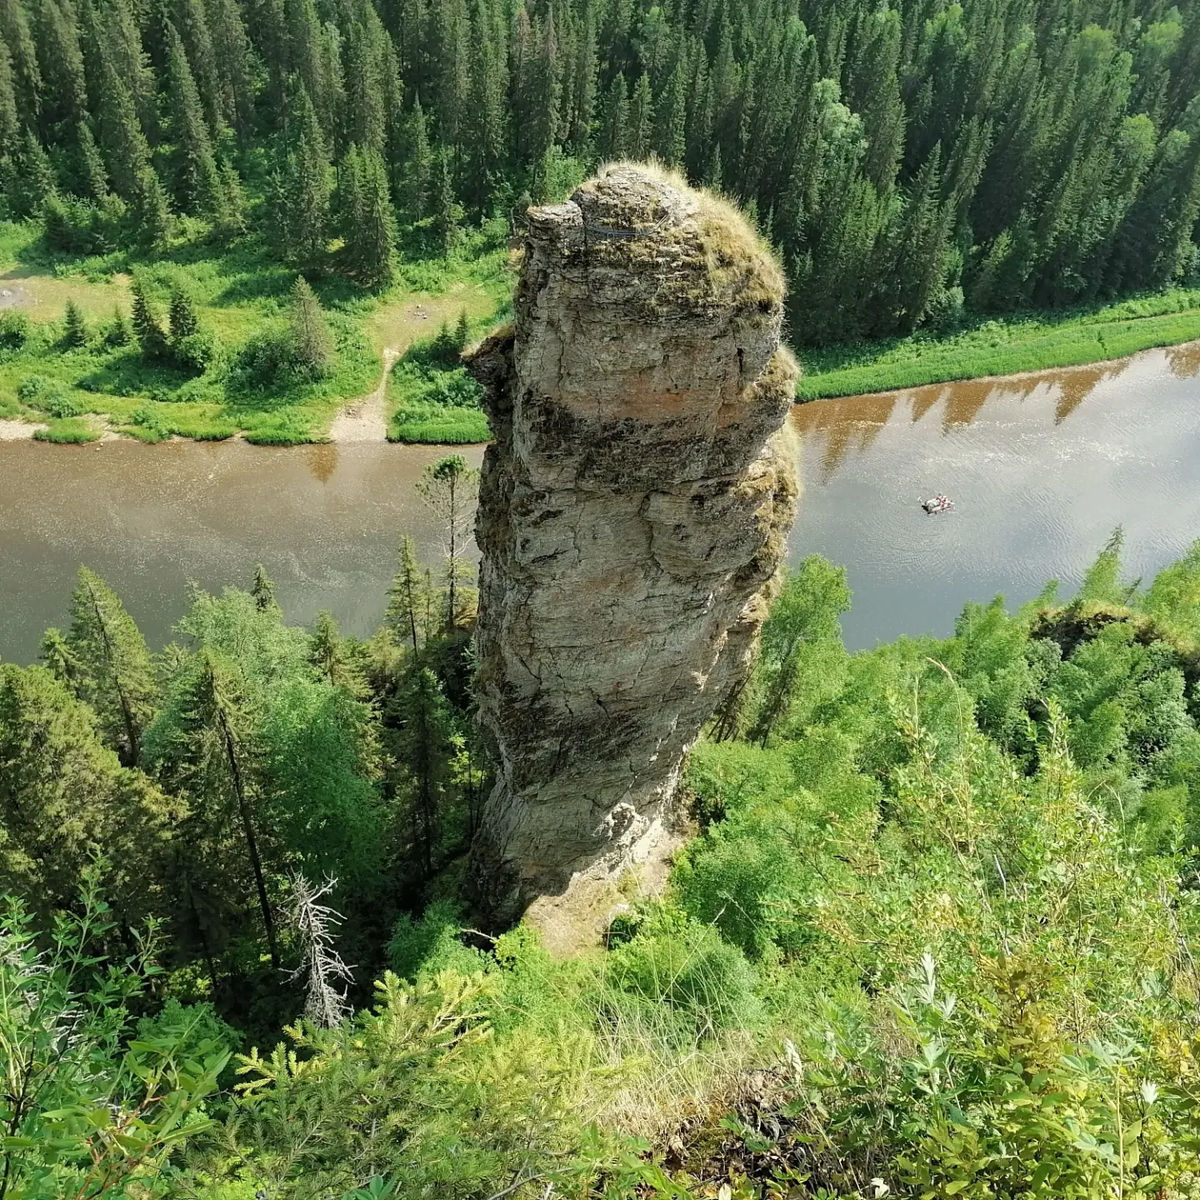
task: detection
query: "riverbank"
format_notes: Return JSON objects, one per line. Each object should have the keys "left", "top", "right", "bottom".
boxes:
{"left": 0, "top": 219, "right": 509, "bottom": 445}
{"left": 796, "top": 287, "right": 1200, "bottom": 400}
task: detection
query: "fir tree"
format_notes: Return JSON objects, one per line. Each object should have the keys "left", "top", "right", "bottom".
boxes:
{"left": 251, "top": 564, "right": 278, "bottom": 611}
{"left": 385, "top": 535, "right": 429, "bottom": 654}
{"left": 131, "top": 275, "right": 170, "bottom": 360}
{"left": 274, "top": 81, "right": 330, "bottom": 267}
{"left": 168, "top": 284, "right": 201, "bottom": 344}
{"left": 65, "top": 568, "right": 158, "bottom": 765}
{"left": 165, "top": 23, "right": 229, "bottom": 220}
{"left": 11, "top": 129, "right": 56, "bottom": 217}
{"left": 62, "top": 300, "right": 88, "bottom": 348}
{"left": 289, "top": 275, "right": 333, "bottom": 378}
{"left": 432, "top": 151, "right": 459, "bottom": 255}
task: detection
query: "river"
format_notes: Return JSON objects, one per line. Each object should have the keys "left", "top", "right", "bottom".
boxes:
{"left": 2, "top": 341, "right": 1199, "bottom": 662}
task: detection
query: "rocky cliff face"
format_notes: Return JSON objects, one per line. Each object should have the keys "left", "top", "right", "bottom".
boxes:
{"left": 467, "top": 163, "right": 799, "bottom": 932}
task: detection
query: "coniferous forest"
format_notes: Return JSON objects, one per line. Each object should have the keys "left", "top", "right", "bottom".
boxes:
{"left": 1, "top": 0, "right": 1199, "bottom": 347}
{"left": 7, "top": 0, "right": 1200, "bottom": 1195}
{"left": 12, "top": 528, "right": 1200, "bottom": 1196}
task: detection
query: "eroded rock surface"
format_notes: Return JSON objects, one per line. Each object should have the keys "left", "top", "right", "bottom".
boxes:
{"left": 468, "top": 163, "right": 799, "bottom": 929}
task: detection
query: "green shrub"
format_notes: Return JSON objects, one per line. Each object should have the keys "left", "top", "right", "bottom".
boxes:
{"left": 173, "top": 327, "right": 222, "bottom": 373}
{"left": 387, "top": 899, "right": 488, "bottom": 980}
{"left": 18, "top": 375, "right": 86, "bottom": 417}
{"left": 0, "top": 310, "right": 31, "bottom": 352}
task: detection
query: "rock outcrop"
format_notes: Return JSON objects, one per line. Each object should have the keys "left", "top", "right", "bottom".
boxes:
{"left": 467, "top": 163, "right": 799, "bottom": 931}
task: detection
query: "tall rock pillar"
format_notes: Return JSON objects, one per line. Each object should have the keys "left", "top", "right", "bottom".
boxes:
{"left": 467, "top": 164, "right": 799, "bottom": 930}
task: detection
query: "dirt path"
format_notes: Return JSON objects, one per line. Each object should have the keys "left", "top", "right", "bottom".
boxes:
{"left": 328, "top": 347, "right": 400, "bottom": 443}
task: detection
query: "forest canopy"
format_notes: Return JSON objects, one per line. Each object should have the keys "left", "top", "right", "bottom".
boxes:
{"left": 1, "top": 0, "right": 1199, "bottom": 346}
{"left": 8, "top": 534, "right": 1200, "bottom": 1197}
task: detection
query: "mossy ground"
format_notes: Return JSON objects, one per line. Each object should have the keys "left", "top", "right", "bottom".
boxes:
{"left": 0, "top": 218, "right": 512, "bottom": 444}
{"left": 795, "top": 287, "right": 1200, "bottom": 400}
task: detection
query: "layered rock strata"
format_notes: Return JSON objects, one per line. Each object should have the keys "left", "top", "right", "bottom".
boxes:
{"left": 467, "top": 163, "right": 799, "bottom": 926}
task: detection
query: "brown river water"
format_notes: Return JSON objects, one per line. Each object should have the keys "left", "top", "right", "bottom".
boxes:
{"left": 2, "top": 340, "right": 1199, "bottom": 661}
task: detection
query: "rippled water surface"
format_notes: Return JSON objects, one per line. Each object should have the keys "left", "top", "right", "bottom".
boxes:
{"left": 2, "top": 341, "right": 1199, "bottom": 660}
{"left": 792, "top": 341, "right": 1200, "bottom": 648}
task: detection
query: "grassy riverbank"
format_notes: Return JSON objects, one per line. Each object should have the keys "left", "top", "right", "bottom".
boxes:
{"left": 0, "top": 220, "right": 510, "bottom": 444}
{"left": 796, "top": 287, "right": 1200, "bottom": 400}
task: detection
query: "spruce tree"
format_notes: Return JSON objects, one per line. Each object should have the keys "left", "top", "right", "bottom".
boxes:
{"left": 208, "top": 0, "right": 255, "bottom": 136}
{"left": 94, "top": 47, "right": 152, "bottom": 200}
{"left": 168, "top": 284, "right": 201, "bottom": 344}
{"left": 275, "top": 81, "right": 330, "bottom": 268}
{"left": 390, "top": 665, "right": 456, "bottom": 876}
{"left": 131, "top": 275, "right": 170, "bottom": 359}
{"left": 34, "top": 0, "right": 87, "bottom": 132}
{"left": 62, "top": 299, "right": 88, "bottom": 348}
{"left": 104, "top": 304, "right": 132, "bottom": 348}
{"left": 0, "top": 0, "right": 41, "bottom": 130}
{"left": 65, "top": 568, "right": 158, "bottom": 766}
{"left": 39, "top": 627, "right": 79, "bottom": 684}
{"left": 150, "top": 648, "right": 280, "bottom": 968}
{"left": 416, "top": 454, "right": 479, "bottom": 631}
{"left": 75, "top": 122, "right": 109, "bottom": 201}
{"left": 251, "top": 563, "right": 277, "bottom": 611}
{"left": 433, "top": 151, "right": 459, "bottom": 255}
{"left": 175, "top": 0, "right": 223, "bottom": 134}
{"left": 165, "top": 23, "right": 229, "bottom": 221}
{"left": 341, "top": 146, "right": 396, "bottom": 287}
{"left": 344, "top": 16, "right": 387, "bottom": 157}
{"left": 0, "top": 662, "right": 175, "bottom": 924}
{"left": 628, "top": 72, "right": 652, "bottom": 160}
{"left": 385, "top": 535, "right": 429, "bottom": 654}
{"left": 289, "top": 276, "right": 333, "bottom": 378}
{"left": 11, "top": 129, "right": 57, "bottom": 217}
{"left": 599, "top": 72, "right": 628, "bottom": 160}
{"left": 400, "top": 98, "right": 433, "bottom": 221}
{"left": 0, "top": 43, "right": 18, "bottom": 161}
{"left": 131, "top": 167, "right": 174, "bottom": 250}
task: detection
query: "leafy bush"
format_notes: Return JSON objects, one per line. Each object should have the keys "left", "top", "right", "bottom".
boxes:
{"left": 0, "top": 310, "right": 31, "bottom": 352}
{"left": 388, "top": 899, "right": 489, "bottom": 980}
{"left": 173, "top": 327, "right": 222, "bottom": 373}
{"left": 18, "top": 375, "right": 87, "bottom": 417}
{"left": 0, "top": 878, "right": 229, "bottom": 1198}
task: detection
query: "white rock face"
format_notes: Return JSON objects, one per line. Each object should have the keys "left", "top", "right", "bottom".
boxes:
{"left": 468, "top": 164, "right": 799, "bottom": 925}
